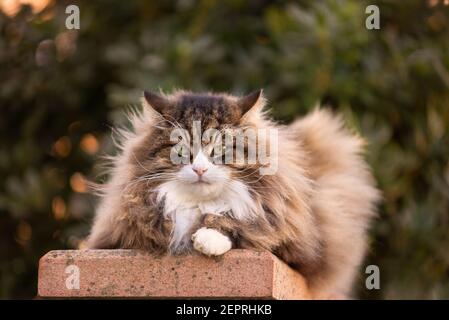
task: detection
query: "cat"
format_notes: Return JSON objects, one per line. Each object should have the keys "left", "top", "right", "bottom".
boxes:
{"left": 87, "top": 89, "right": 380, "bottom": 299}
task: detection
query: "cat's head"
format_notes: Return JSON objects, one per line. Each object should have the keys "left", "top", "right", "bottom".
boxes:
{"left": 126, "top": 90, "right": 274, "bottom": 208}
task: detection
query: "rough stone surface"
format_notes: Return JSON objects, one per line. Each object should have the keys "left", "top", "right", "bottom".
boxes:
{"left": 38, "top": 249, "right": 311, "bottom": 299}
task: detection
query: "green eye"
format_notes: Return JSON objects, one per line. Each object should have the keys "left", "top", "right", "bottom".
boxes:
{"left": 178, "top": 147, "right": 183, "bottom": 157}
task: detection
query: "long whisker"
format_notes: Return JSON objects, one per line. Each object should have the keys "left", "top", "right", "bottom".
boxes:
{"left": 118, "top": 170, "right": 177, "bottom": 199}
{"left": 235, "top": 168, "right": 261, "bottom": 179}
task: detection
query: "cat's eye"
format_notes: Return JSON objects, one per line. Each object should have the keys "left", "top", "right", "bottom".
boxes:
{"left": 178, "top": 147, "right": 183, "bottom": 157}
{"left": 214, "top": 144, "right": 226, "bottom": 157}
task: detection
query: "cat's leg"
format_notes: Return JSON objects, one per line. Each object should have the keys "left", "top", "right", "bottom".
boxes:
{"left": 191, "top": 228, "right": 232, "bottom": 256}
{"left": 86, "top": 208, "right": 120, "bottom": 249}
{"left": 191, "top": 214, "right": 235, "bottom": 256}
{"left": 190, "top": 213, "right": 288, "bottom": 256}
{"left": 87, "top": 226, "right": 116, "bottom": 249}
{"left": 87, "top": 199, "right": 173, "bottom": 252}
{"left": 87, "top": 189, "right": 130, "bottom": 249}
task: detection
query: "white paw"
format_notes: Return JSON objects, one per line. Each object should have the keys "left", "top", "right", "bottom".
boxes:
{"left": 191, "top": 228, "right": 232, "bottom": 256}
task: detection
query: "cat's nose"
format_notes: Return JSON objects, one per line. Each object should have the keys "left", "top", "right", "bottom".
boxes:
{"left": 192, "top": 167, "right": 208, "bottom": 177}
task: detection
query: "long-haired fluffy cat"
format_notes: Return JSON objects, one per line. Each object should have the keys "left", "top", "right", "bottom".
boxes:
{"left": 87, "top": 89, "right": 380, "bottom": 299}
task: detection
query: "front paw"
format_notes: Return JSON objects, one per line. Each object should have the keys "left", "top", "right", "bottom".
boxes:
{"left": 191, "top": 227, "right": 232, "bottom": 256}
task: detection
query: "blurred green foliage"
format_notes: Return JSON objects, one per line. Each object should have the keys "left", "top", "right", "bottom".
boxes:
{"left": 0, "top": 0, "right": 448, "bottom": 299}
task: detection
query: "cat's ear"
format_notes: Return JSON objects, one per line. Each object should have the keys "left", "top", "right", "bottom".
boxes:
{"left": 143, "top": 91, "right": 171, "bottom": 115}
{"left": 238, "top": 89, "right": 265, "bottom": 116}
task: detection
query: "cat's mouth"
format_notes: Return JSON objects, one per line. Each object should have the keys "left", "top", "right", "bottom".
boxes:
{"left": 193, "top": 180, "right": 210, "bottom": 185}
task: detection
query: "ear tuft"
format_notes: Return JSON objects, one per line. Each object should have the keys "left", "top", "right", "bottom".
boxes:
{"left": 238, "top": 89, "right": 264, "bottom": 115}
{"left": 143, "top": 91, "right": 171, "bottom": 114}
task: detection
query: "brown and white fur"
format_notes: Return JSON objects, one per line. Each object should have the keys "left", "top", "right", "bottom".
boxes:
{"left": 87, "top": 90, "right": 380, "bottom": 299}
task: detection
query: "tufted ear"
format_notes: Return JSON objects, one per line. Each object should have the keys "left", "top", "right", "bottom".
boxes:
{"left": 237, "top": 89, "right": 264, "bottom": 116}
{"left": 143, "top": 91, "right": 171, "bottom": 115}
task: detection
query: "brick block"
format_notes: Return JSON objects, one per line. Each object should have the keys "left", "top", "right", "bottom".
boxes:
{"left": 38, "top": 249, "right": 311, "bottom": 299}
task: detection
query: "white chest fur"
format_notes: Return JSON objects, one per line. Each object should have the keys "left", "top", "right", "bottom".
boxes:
{"left": 164, "top": 200, "right": 230, "bottom": 252}
{"left": 155, "top": 179, "right": 259, "bottom": 252}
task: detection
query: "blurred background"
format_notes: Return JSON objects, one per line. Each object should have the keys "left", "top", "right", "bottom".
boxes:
{"left": 0, "top": 0, "right": 448, "bottom": 299}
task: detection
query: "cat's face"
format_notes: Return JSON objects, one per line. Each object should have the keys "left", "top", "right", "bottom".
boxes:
{"left": 131, "top": 91, "right": 264, "bottom": 202}
{"left": 176, "top": 148, "right": 231, "bottom": 199}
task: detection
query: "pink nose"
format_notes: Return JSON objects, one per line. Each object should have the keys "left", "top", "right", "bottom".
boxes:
{"left": 192, "top": 167, "right": 208, "bottom": 176}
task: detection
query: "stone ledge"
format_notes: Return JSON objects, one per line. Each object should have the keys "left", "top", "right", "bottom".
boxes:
{"left": 38, "top": 249, "right": 311, "bottom": 299}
